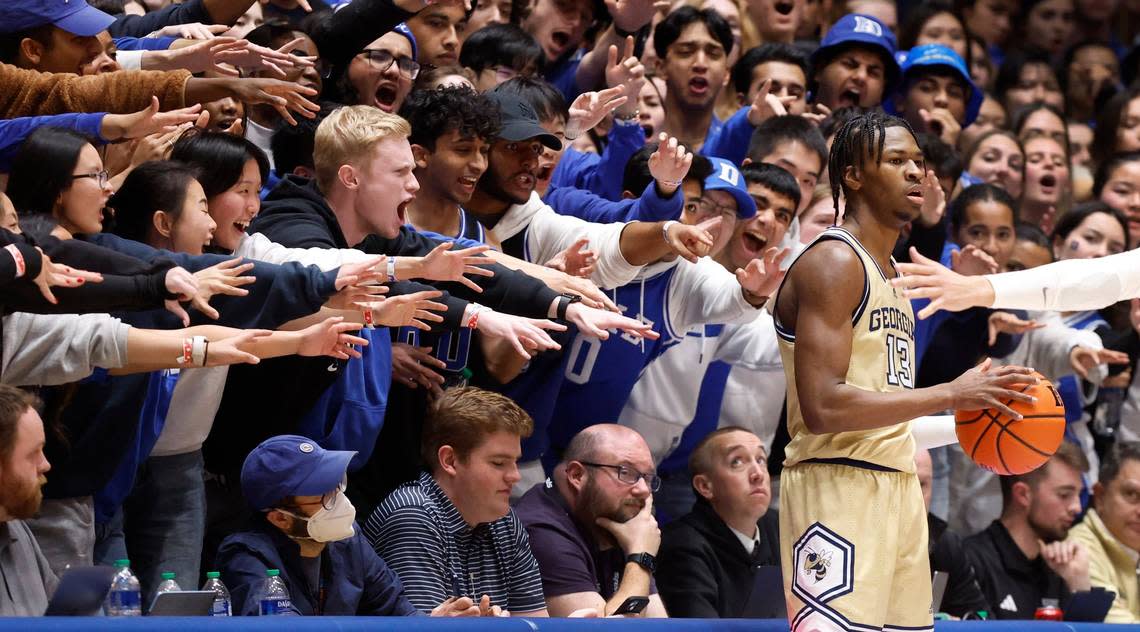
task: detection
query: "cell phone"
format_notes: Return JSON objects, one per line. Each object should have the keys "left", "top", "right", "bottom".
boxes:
{"left": 612, "top": 596, "right": 650, "bottom": 616}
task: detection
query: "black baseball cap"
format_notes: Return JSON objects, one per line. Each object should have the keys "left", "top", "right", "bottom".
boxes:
{"left": 486, "top": 92, "right": 562, "bottom": 150}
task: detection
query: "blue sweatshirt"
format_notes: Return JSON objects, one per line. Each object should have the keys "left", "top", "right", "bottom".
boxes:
{"left": 549, "top": 118, "right": 647, "bottom": 201}
{"left": 700, "top": 106, "right": 754, "bottom": 164}
{"left": 544, "top": 181, "right": 682, "bottom": 224}
{"left": 113, "top": 36, "right": 178, "bottom": 51}
{"left": 0, "top": 113, "right": 105, "bottom": 171}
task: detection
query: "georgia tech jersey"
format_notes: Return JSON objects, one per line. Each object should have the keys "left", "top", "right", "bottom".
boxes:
{"left": 774, "top": 227, "right": 918, "bottom": 473}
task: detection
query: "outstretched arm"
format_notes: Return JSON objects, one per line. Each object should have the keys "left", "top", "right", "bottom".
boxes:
{"left": 894, "top": 247, "right": 1140, "bottom": 315}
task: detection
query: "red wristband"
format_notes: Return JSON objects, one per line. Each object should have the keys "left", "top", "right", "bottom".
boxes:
{"left": 177, "top": 337, "right": 193, "bottom": 365}
{"left": 363, "top": 309, "right": 374, "bottom": 329}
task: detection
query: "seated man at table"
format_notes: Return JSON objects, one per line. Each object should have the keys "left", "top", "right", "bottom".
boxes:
{"left": 217, "top": 435, "right": 480, "bottom": 616}
{"left": 963, "top": 441, "right": 1091, "bottom": 619}
{"left": 656, "top": 427, "right": 780, "bottom": 618}
{"left": 364, "top": 387, "right": 547, "bottom": 616}
{"left": 1066, "top": 441, "right": 1140, "bottom": 623}
{"left": 515, "top": 424, "right": 669, "bottom": 617}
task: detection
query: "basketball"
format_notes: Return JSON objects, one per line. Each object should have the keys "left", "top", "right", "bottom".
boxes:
{"left": 954, "top": 372, "right": 1067, "bottom": 475}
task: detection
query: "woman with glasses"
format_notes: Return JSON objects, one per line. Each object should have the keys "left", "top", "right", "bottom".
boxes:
{"left": 335, "top": 26, "right": 420, "bottom": 114}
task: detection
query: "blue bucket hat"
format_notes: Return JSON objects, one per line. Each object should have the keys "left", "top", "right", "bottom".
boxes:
{"left": 241, "top": 435, "right": 356, "bottom": 511}
{"left": 704, "top": 158, "right": 757, "bottom": 219}
{"left": 0, "top": 0, "right": 115, "bottom": 36}
{"left": 811, "top": 14, "right": 901, "bottom": 94}
{"left": 885, "top": 44, "right": 983, "bottom": 127}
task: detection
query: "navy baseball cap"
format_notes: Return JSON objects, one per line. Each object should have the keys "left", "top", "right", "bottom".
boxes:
{"left": 885, "top": 44, "right": 983, "bottom": 127}
{"left": 486, "top": 92, "right": 562, "bottom": 150}
{"left": 240, "top": 435, "right": 356, "bottom": 511}
{"left": 0, "top": 0, "right": 115, "bottom": 36}
{"left": 704, "top": 158, "right": 757, "bottom": 219}
{"left": 811, "top": 14, "right": 901, "bottom": 93}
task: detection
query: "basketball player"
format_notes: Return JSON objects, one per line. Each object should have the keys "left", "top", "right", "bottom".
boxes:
{"left": 772, "top": 111, "right": 1037, "bottom": 631}
{"left": 894, "top": 247, "right": 1140, "bottom": 316}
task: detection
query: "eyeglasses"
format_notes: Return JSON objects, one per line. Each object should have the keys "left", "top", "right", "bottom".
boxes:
{"left": 360, "top": 48, "right": 420, "bottom": 80}
{"left": 290, "top": 478, "right": 347, "bottom": 512}
{"left": 579, "top": 461, "right": 662, "bottom": 491}
{"left": 72, "top": 170, "right": 110, "bottom": 187}
{"left": 699, "top": 196, "right": 738, "bottom": 218}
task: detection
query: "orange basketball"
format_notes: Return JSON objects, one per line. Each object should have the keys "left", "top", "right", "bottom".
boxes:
{"left": 954, "top": 372, "right": 1066, "bottom": 476}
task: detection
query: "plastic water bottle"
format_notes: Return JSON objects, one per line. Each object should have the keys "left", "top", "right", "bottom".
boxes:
{"left": 155, "top": 572, "right": 182, "bottom": 595}
{"left": 258, "top": 569, "right": 292, "bottom": 615}
{"left": 202, "top": 572, "right": 232, "bottom": 616}
{"left": 105, "top": 559, "right": 142, "bottom": 616}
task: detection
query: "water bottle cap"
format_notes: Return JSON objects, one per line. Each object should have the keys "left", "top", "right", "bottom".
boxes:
{"left": 161, "top": 572, "right": 176, "bottom": 580}
{"left": 206, "top": 571, "right": 220, "bottom": 579}
{"left": 114, "top": 559, "right": 130, "bottom": 567}
{"left": 266, "top": 569, "right": 280, "bottom": 577}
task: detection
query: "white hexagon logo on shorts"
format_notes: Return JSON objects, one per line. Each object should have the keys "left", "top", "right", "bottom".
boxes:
{"left": 791, "top": 522, "right": 855, "bottom": 604}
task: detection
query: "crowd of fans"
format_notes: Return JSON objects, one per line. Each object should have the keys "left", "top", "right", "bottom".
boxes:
{"left": 1, "top": 0, "right": 1140, "bottom": 623}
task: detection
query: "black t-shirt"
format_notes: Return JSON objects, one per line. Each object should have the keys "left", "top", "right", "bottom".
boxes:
{"left": 963, "top": 520, "right": 1070, "bottom": 619}
{"left": 513, "top": 480, "right": 656, "bottom": 600}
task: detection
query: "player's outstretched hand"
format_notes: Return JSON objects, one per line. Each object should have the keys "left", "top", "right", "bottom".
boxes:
{"left": 946, "top": 358, "right": 1037, "bottom": 419}
{"left": 477, "top": 310, "right": 566, "bottom": 358}
{"left": 596, "top": 493, "right": 660, "bottom": 556}
{"left": 893, "top": 247, "right": 996, "bottom": 318}
{"left": 565, "top": 302, "right": 660, "bottom": 341}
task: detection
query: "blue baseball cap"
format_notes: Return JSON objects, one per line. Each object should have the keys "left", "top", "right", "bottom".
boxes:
{"left": 811, "top": 14, "right": 901, "bottom": 93}
{"left": 392, "top": 23, "right": 418, "bottom": 63}
{"left": 0, "top": 0, "right": 115, "bottom": 36}
{"left": 704, "top": 158, "right": 757, "bottom": 219}
{"left": 885, "top": 44, "right": 983, "bottom": 127}
{"left": 240, "top": 435, "right": 356, "bottom": 511}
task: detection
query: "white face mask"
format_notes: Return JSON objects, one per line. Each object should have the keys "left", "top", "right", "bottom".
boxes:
{"left": 281, "top": 491, "right": 357, "bottom": 543}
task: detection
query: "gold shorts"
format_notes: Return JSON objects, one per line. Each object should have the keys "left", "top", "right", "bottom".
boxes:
{"left": 780, "top": 461, "right": 933, "bottom": 632}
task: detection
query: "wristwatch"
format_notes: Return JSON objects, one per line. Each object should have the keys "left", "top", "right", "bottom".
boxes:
{"left": 556, "top": 293, "right": 582, "bottom": 321}
{"left": 626, "top": 552, "right": 657, "bottom": 573}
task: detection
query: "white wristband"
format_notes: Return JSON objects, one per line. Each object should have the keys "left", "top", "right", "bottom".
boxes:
{"left": 662, "top": 220, "right": 678, "bottom": 244}
{"left": 190, "top": 335, "right": 207, "bottom": 367}
{"left": 386, "top": 257, "right": 397, "bottom": 283}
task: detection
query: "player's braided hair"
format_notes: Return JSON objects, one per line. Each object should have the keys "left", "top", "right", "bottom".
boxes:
{"left": 827, "top": 111, "right": 918, "bottom": 224}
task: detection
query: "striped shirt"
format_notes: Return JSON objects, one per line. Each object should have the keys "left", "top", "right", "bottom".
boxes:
{"left": 363, "top": 471, "right": 546, "bottom": 614}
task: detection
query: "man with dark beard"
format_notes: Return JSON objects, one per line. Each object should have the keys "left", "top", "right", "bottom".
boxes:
{"left": 0, "top": 386, "right": 56, "bottom": 616}
{"left": 514, "top": 424, "right": 668, "bottom": 618}
{"left": 964, "top": 440, "right": 1093, "bottom": 619}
